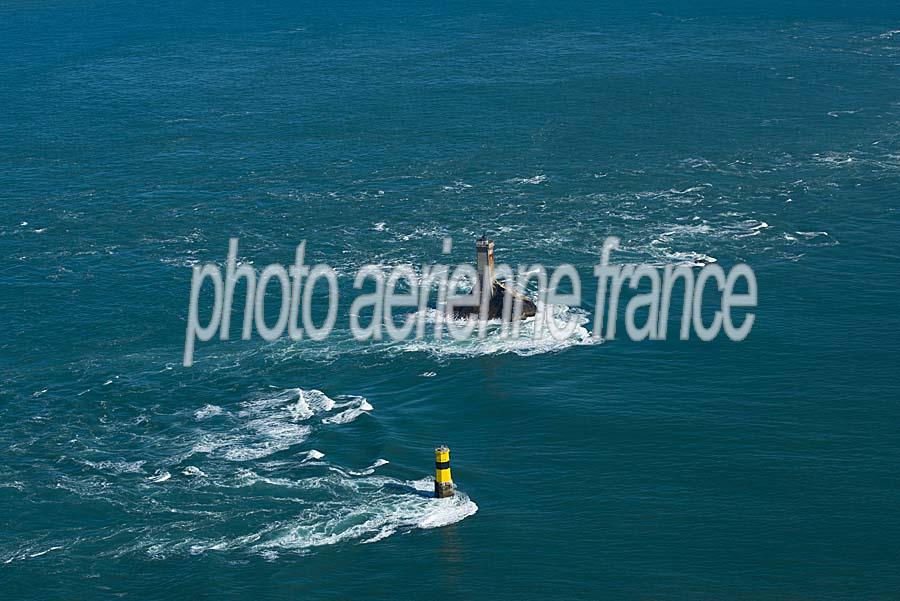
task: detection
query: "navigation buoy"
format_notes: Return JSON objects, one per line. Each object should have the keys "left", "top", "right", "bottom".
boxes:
{"left": 434, "top": 445, "right": 454, "bottom": 498}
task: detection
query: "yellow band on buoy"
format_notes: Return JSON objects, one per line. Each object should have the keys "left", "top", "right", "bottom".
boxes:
{"left": 434, "top": 445, "right": 453, "bottom": 486}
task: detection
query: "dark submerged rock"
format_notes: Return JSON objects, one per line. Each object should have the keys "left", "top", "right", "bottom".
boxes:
{"left": 451, "top": 280, "right": 537, "bottom": 321}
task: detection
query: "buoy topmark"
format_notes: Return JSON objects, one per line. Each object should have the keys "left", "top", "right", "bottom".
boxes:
{"left": 434, "top": 445, "right": 454, "bottom": 498}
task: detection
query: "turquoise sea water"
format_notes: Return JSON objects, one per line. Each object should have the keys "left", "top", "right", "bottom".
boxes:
{"left": 2, "top": 2, "right": 900, "bottom": 598}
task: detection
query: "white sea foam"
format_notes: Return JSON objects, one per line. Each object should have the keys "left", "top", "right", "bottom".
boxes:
{"left": 654, "top": 223, "right": 713, "bottom": 242}
{"left": 28, "top": 546, "right": 64, "bottom": 558}
{"left": 646, "top": 217, "right": 776, "bottom": 264}
{"left": 321, "top": 397, "right": 373, "bottom": 425}
{"left": 441, "top": 180, "right": 473, "bottom": 192}
{"left": 398, "top": 303, "right": 595, "bottom": 358}
{"left": 681, "top": 157, "right": 716, "bottom": 169}
{"left": 194, "top": 404, "right": 223, "bottom": 420}
{"left": 511, "top": 174, "right": 547, "bottom": 184}
{"left": 814, "top": 152, "right": 855, "bottom": 165}
{"left": 189, "top": 389, "right": 371, "bottom": 462}
{"left": 348, "top": 458, "right": 389, "bottom": 476}
{"left": 668, "top": 185, "right": 710, "bottom": 195}
{"left": 734, "top": 221, "right": 770, "bottom": 238}
{"left": 794, "top": 231, "right": 838, "bottom": 246}
{"left": 85, "top": 459, "right": 146, "bottom": 475}
{"left": 3, "top": 545, "right": 65, "bottom": 564}
{"left": 121, "top": 472, "right": 477, "bottom": 560}
{"left": 243, "top": 477, "right": 477, "bottom": 555}
{"left": 66, "top": 386, "right": 473, "bottom": 560}
{"left": 655, "top": 250, "right": 718, "bottom": 266}
{"left": 286, "top": 388, "right": 335, "bottom": 421}
{"left": 146, "top": 470, "right": 171, "bottom": 483}
{"left": 361, "top": 527, "right": 396, "bottom": 543}
{"left": 220, "top": 421, "right": 312, "bottom": 462}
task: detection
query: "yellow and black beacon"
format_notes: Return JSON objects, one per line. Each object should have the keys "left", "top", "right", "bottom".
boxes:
{"left": 434, "top": 445, "right": 455, "bottom": 498}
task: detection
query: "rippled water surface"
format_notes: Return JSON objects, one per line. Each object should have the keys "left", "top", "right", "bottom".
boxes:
{"left": 2, "top": 2, "right": 900, "bottom": 599}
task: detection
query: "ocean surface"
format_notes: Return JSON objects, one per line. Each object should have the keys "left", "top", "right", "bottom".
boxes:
{"left": 2, "top": 2, "right": 900, "bottom": 599}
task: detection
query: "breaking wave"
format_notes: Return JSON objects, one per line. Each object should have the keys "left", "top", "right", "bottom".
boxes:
{"left": 397, "top": 303, "right": 596, "bottom": 358}
{"left": 185, "top": 388, "right": 371, "bottom": 463}
{"left": 29, "top": 388, "right": 476, "bottom": 561}
{"left": 159, "top": 476, "right": 478, "bottom": 559}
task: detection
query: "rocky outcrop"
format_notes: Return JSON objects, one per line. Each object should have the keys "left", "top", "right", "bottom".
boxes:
{"left": 451, "top": 278, "right": 537, "bottom": 321}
